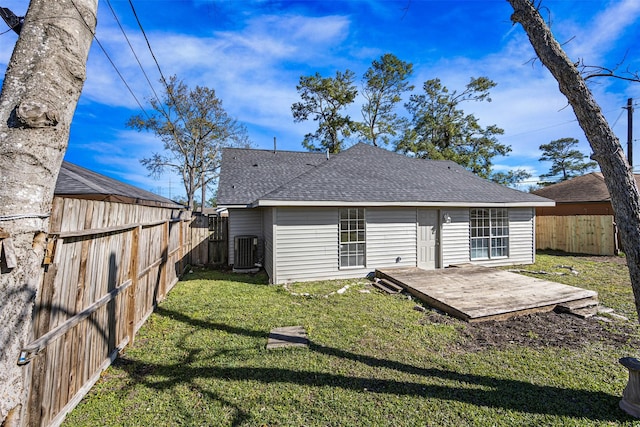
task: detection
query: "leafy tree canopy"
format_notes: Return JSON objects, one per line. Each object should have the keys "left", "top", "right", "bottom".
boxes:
{"left": 490, "top": 168, "right": 532, "bottom": 187}
{"left": 358, "top": 53, "right": 414, "bottom": 147}
{"left": 291, "top": 70, "right": 358, "bottom": 153}
{"left": 538, "top": 137, "right": 597, "bottom": 185}
{"left": 395, "top": 77, "right": 509, "bottom": 179}
{"left": 129, "top": 75, "right": 250, "bottom": 209}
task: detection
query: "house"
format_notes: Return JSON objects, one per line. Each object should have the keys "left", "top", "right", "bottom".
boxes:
{"left": 217, "top": 143, "right": 554, "bottom": 284}
{"left": 532, "top": 172, "right": 640, "bottom": 216}
{"left": 531, "top": 172, "right": 638, "bottom": 255}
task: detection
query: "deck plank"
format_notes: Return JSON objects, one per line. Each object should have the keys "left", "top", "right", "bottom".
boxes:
{"left": 376, "top": 266, "right": 598, "bottom": 322}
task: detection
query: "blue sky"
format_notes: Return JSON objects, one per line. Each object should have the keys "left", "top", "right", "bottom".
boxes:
{"left": 2, "top": 0, "right": 640, "bottom": 201}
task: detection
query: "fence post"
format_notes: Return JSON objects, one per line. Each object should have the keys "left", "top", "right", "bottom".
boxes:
{"left": 160, "top": 220, "right": 169, "bottom": 300}
{"left": 126, "top": 226, "right": 141, "bottom": 345}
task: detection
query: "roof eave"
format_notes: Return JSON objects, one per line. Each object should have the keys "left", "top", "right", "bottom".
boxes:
{"left": 217, "top": 203, "right": 253, "bottom": 209}
{"left": 252, "top": 200, "right": 556, "bottom": 208}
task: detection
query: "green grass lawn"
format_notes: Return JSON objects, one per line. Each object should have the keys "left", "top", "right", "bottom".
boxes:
{"left": 64, "top": 253, "right": 640, "bottom": 426}
{"left": 508, "top": 252, "right": 638, "bottom": 322}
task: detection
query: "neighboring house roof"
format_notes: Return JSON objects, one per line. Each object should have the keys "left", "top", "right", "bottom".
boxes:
{"left": 218, "top": 143, "right": 553, "bottom": 208}
{"left": 532, "top": 172, "right": 640, "bottom": 203}
{"left": 55, "top": 161, "right": 183, "bottom": 209}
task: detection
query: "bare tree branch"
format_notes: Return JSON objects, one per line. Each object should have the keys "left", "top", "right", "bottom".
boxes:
{"left": 130, "top": 76, "right": 252, "bottom": 209}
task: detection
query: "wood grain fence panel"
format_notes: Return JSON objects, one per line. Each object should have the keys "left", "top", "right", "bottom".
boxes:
{"left": 535, "top": 215, "right": 616, "bottom": 255}
{"left": 24, "top": 198, "right": 191, "bottom": 427}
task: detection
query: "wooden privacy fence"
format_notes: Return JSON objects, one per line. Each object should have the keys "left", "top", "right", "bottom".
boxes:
{"left": 535, "top": 215, "right": 618, "bottom": 256}
{"left": 22, "top": 197, "right": 193, "bottom": 427}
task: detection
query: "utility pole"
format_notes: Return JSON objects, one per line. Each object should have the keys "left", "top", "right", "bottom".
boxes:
{"left": 627, "top": 98, "right": 634, "bottom": 169}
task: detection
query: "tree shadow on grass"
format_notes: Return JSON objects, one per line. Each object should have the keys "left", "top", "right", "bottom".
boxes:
{"left": 112, "top": 307, "right": 632, "bottom": 426}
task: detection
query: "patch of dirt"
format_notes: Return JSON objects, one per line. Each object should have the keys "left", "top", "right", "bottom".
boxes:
{"left": 421, "top": 310, "right": 640, "bottom": 352}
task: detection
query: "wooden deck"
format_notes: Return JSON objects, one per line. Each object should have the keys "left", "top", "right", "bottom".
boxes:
{"left": 376, "top": 266, "right": 598, "bottom": 322}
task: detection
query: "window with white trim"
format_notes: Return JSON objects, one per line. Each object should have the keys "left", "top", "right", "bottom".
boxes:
{"left": 470, "top": 208, "right": 509, "bottom": 260}
{"left": 339, "top": 208, "right": 365, "bottom": 267}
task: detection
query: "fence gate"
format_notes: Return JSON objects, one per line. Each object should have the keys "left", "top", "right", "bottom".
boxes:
{"left": 208, "top": 214, "right": 228, "bottom": 266}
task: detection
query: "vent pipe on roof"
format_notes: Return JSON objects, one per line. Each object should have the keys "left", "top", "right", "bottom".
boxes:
{"left": 326, "top": 149, "right": 329, "bottom": 160}
{"left": 273, "top": 136, "right": 277, "bottom": 153}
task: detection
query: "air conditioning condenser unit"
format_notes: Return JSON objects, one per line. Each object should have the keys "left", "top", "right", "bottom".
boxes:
{"left": 234, "top": 235, "right": 258, "bottom": 271}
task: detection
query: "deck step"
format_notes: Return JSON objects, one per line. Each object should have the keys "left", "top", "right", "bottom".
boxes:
{"left": 372, "top": 278, "right": 404, "bottom": 294}
{"left": 555, "top": 296, "right": 599, "bottom": 311}
{"left": 375, "top": 272, "right": 406, "bottom": 289}
{"left": 567, "top": 305, "right": 600, "bottom": 319}
{"left": 555, "top": 296, "right": 599, "bottom": 318}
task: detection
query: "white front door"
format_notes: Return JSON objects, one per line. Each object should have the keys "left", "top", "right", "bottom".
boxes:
{"left": 417, "top": 209, "right": 439, "bottom": 270}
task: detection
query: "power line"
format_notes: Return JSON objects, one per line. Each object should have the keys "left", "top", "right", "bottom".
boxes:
{"left": 105, "top": 0, "right": 165, "bottom": 114}
{"left": 610, "top": 107, "right": 626, "bottom": 129}
{"left": 501, "top": 106, "right": 633, "bottom": 141}
{"left": 501, "top": 118, "right": 578, "bottom": 140}
{"left": 69, "top": 0, "right": 150, "bottom": 119}
{"left": 127, "top": 0, "right": 189, "bottom": 126}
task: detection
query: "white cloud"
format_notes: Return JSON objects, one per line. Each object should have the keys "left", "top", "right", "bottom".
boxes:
{"left": 564, "top": 0, "right": 640, "bottom": 62}
{"left": 4, "top": 0, "right": 638, "bottom": 187}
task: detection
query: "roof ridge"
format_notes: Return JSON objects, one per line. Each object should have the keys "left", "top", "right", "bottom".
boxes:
{"left": 251, "top": 144, "right": 378, "bottom": 202}
{"left": 223, "top": 146, "right": 327, "bottom": 156}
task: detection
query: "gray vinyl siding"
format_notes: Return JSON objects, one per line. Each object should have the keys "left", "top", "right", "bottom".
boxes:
{"left": 443, "top": 207, "right": 535, "bottom": 268}
{"left": 508, "top": 207, "right": 535, "bottom": 264}
{"left": 475, "top": 207, "right": 535, "bottom": 267}
{"left": 263, "top": 208, "right": 274, "bottom": 281}
{"left": 228, "top": 208, "right": 263, "bottom": 266}
{"left": 244, "top": 205, "right": 536, "bottom": 283}
{"left": 366, "top": 208, "right": 417, "bottom": 268}
{"left": 441, "top": 209, "right": 470, "bottom": 266}
{"left": 274, "top": 207, "right": 370, "bottom": 283}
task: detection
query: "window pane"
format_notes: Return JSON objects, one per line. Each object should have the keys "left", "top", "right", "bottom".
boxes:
{"left": 470, "top": 208, "right": 509, "bottom": 260}
{"left": 470, "top": 237, "right": 489, "bottom": 259}
{"left": 339, "top": 209, "right": 365, "bottom": 267}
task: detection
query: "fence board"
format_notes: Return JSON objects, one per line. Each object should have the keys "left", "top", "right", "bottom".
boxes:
{"left": 535, "top": 215, "right": 616, "bottom": 255}
{"left": 24, "top": 198, "right": 191, "bottom": 427}
{"left": 20, "top": 198, "right": 227, "bottom": 426}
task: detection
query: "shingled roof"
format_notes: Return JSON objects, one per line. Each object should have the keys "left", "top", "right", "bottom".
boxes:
{"left": 218, "top": 143, "right": 553, "bottom": 207}
{"left": 55, "top": 161, "right": 183, "bottom": 209}
{"left": 532, "top": 172, "right": 640, "bottom": 203}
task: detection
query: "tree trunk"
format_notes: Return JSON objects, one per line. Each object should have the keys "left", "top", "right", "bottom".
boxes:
{"left": 0, "top": 0, "right": 97, "bottom": 424}
{"left": 508, "top": 0, "right": 640, "bottom": 320}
